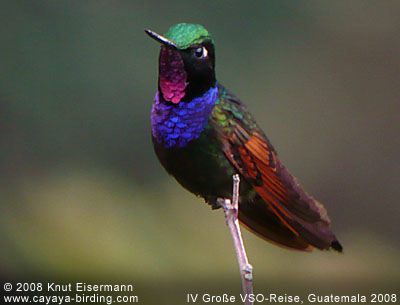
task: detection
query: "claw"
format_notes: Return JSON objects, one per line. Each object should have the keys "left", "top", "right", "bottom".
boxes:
{"left": 217, "top": 198, "right": 234, "bottom": 210}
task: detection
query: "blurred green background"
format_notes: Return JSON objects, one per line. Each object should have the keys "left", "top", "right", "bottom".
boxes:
{"left": 1, "top": 1, "right": 399, "bottom": 304}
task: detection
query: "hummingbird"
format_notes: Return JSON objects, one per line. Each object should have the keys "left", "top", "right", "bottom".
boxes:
{"left": 145, "top": 23, "right": 342, "bottom": 252}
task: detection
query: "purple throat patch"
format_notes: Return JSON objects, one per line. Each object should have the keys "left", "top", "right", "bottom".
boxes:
{"left": 151, "top": 86, "right": 219, "bottom": 148}
{"left": 159, "top": 47, "right": 187, "bottom": 104}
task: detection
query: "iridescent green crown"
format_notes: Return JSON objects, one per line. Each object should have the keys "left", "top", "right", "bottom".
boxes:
{"left": 164, "top": 23, "right": 213, "bottom": 49}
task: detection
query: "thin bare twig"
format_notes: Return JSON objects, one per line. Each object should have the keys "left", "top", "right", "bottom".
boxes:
{"left": 218, "top": 174, "right": 253, "bottom": 305}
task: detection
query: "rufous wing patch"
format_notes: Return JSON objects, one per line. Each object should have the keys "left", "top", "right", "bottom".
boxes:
{"left": 227, "top": 130, "right": 300, "bottom": 235}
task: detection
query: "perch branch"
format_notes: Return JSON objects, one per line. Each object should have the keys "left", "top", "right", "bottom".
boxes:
{"left": 218, "top": 174, "right": 253, "bottom": 305}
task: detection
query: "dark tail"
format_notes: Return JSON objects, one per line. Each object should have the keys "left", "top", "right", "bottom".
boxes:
{"left": 238, "top": 196, "right": 342, "bottom": 252}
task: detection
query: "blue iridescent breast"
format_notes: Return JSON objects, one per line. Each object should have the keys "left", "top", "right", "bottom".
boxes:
{"left": 151, "top": 86, "right": 218, "bottom": 148}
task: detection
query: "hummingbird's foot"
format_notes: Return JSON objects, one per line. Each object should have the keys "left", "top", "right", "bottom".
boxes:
{"left": 205, "top": 197, "right": 223, "bottom": 210}
{"left": 217, "top": 198, "right": 234, "bottom": 210}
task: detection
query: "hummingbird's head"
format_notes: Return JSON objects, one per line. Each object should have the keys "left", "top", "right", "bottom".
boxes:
{"left": 145, "top": 23, "right": 216, "bottom": 104}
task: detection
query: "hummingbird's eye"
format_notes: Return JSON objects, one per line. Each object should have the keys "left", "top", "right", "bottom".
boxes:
{"left": 194, "top": 47, "right": 208, "bottom": 59}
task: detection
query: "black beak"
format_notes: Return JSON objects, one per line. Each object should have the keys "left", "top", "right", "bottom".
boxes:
{"left": 144, "top": 29, "right": 178, "bottom": 48}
